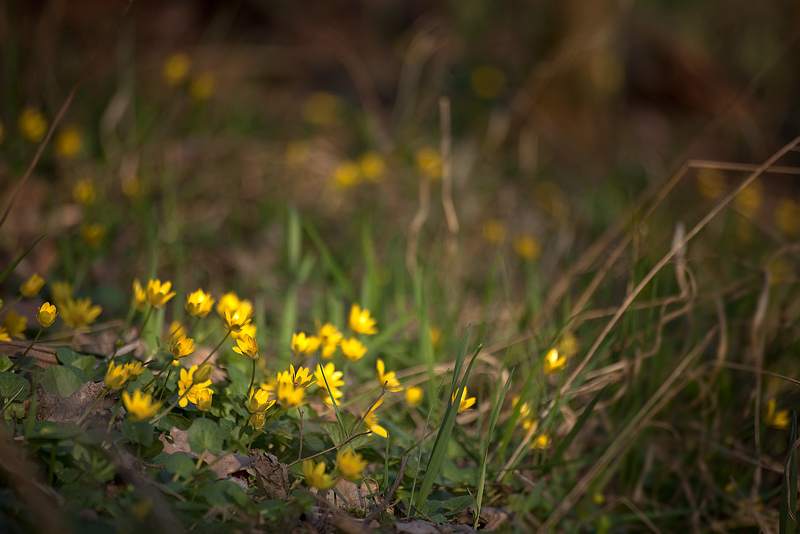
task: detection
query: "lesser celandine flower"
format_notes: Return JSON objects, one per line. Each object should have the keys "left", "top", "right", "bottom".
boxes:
{"left": 163, "top": 53, "right": 190, "bottom": 86}
{"left": 532, "top": 433, "right": 551, "bottom": 450}
{"left": 453, "top": 387, "right": 476, "bottom": 413}
{"left": 249, "top": 412, "right": 266, "bottom": 429}
{"left": 216, "top": 292, "right": 241, "bottom": 317}
{"left": 21, "top": 273, "right": 45, "bottom": 298}
{"left": 145, "top": 279, "right": 176, "bottom": 308}
{"left": 0, "top": 327, "right": 10, "bottom": 342}
{"left": 232, "top": 322, "right": 257, "bottom": 341}
{"left": 696, "top": 168, "right": 726, "bottom": 200}
{"left": 185, "top": 289, "right": 214, "bottom": 317}
{"left": 51, "top": 281, "right": 73, "bottom": 307}
{"left": 223, "top": 308, "right": 251, "bottom": 333}
{"left": 166, "top": 321, "right": 186, "bottom": 343}
{"left": 362, "top": 399, "right": 387, "bottom": 438}
{"left": 131, "top": 279, "right": 147, "bottom": 311}
{"left": 277, "top": 379, "right": 306, "bottom": 408}
{"left": 280, "top": 365, "right": 314, "bottom": 389}
{"left": 73, "top": 178, "right": 97, "bottom": 205}
{"left": 81, "top": 222, "right": 106, "bottom": 248}
{"left": 3, "top": 311, "right": 27, "bottom": 339}
{"left": 122, "top": 174, "right": 142, "bottom": 198}
{"left": 513, "top": 234, "right": 541, "bottom": 262}
{"left": 18, "top": 108, "right": 47, "bottom": 142}
{"left": 482, "top": 219, "right": 507, "bottom": 244}
{"left": 315, "top": 362, "right": 344, "bottom": 391}
{"left": 349, "top": 304, "right": 377, "bottom": 335}
{"left": 358, "top": 151, "right": 385, "bottom": 182}
{"left": 340, "top": 338, "right": 367, "bottom": 361}
{"left": 178, "top": 366, "right": 212, "bottom": 407}
{"left": 557, "top": 332, "right": 579, "bottom": 359}
{"left": 775, "top": 198, "right": 800, "bottom": 237}
{"left": 429, "top": 327, "right": 442, "bottom": 350}
{"left": 124, "top": 362, "right": 146, "bottom": 379}
{"left": 303, "top": 459, "right": 336, "bottom": 490}
{"left": 336, "top": 448, "right": 369, "bottom": 481}
{"left": 415, "top": 146, "right": 442, "bottom": 180}
{"left": 190, "top": 72, "right": 216, "bottom": 101}
{"left": 405, "top": 387, "right": 423, "bottom": 407}
{"left": 544, "top": 348, "right": 566, "bottom": 375}
{"left": 332, "top": 160, "right": 360, "bottom": 190}
{"left": 291, "top": 332, "right": 321, "bottom": 355}
{"left": 232, "top": 334, "right": 259, "bottom": 359}
{"left": 764, "top": 399, "right": 790, "bottom": 430}
{"left": 170, "top": 335, "right": 196, "bottom": 360}
{"left": 35, "top": 302, "right": 57, "bottom": 327}
{"left": 302, "top": 91, "right": 342, "bottom": 126}
{"left": 734, "top": 180, "right": 764, "bottom": 219}
{"left": 60, "top": 297, "right": 102, "bottom": 328}
{"left": 122, "top": 390, "right": 163, "bottom": 422}
{"left": 194, "top": 388, "right": 213, "bottom": 411}
{"left": 318, "top": 323, "right": 342, "bottom": 359}
{"left": 54, "top": 126, "right": 82, "bottom": 159}
{"left": 249, "top": 388, "right": 276, "bottom": 414}
{"left": 376, "top": 359, "right": 402, "bottom": 392}
{"left": 105, "top": 361, "right": 130, "bottom": 390}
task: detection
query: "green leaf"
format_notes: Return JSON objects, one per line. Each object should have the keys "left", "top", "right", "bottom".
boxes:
{"left": 441, "top": 495, "right": 475, "bottom": 516}
{"left": 154, "top": 413, "right": 191, "bottom": 432}
{"left": 551, "top": 385, "right": 608, "bottom": 463}
{"left": 41, "top": 365, "right": 86, "bottom": 398}
{"left": 121, "top": 418, "right": 155, "bottom": 447}
{"left": 56, "top": 348, "right": 95, "bottom": 374}
{"left": 188, "top": 418, "right": 224, "bottom": 455}
{"left": 30, "top": 421, "right": 84, "bottom": 440}
{"left": 0, "top": 355, "right": 13, "bottom": 372}
{"left": 0, "top": 372, "right": 30, "bottom": 400}
{"left": 163, "top": 452, "right": 197, "bottom": 479}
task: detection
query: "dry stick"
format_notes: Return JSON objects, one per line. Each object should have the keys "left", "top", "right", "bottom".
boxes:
{"left": 439, "top": 97, "right": 459, "bottom": 251}
{"left": 406, "top": 169, "right": 431, "bottom": 276}
{"left": 363, "top": 455, "right": 408, "bottom": 525}
{"left": 0, "top": 0, "right": 134, "bottom": 233}
{"left": 539, "top": 329, "right": 716, "bottom": 531}
{"left": 750, "top": 269, "right": 771, "bottom": 503}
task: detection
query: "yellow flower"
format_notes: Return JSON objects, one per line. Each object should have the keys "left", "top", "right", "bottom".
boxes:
{"left": 249, "top": 388, "right": 276, "bottom": 414}
{"left": 482, "top": 219, "right": 507, "bottom": 244}
{"left": 332, "top": 160, "right": 361, "bottom": 190}
{"left": 194, "top": 388, "right": 213, "bottom": 411}
{"left": 81, "top": 222, "right": 106, "bottom": 248}
{"left": 775, "top": 198, "right": 800, "bottom": 238}
{"left": 376, "top": 359, "right": 402, "bottom": 392}
{"left": 429, "top": 327, "right": 442, "bottom": 350}
{"left": 291, "top": 332, "right": 321, "bottom": 355}
{"left": 734, "top": 180, "right": 763, "bottom": 219}
{"left": 163, "top": 53, "right": 190, "bottom": 86}
{"left": 315, "top": 362, "right": 345, "bottom": 391}
{"left": 3, "top": 311, "right": 27, "bottom": 339}
{"left": 216, "top": 292, "right": 241, "bottom": 317}
{"left": 73, "top": 178, "right": 97, "bottom": 205}
{"left": 340, "top": 338, "right": 367, "bottom": 361}
{"left": 190, "top": 72, "right": 216, "bottom": 101}
{"left": 185, "top": 289, "right": 214, "bottom": 318}
{"left": 170, "top": 335, "right": 196, "bottom": 360}
{"left": 544, "top": 348, "right": 566, "bottom": 375}
{"left": 277, "top": 379, "right": 306, "bottom": 408}
{"left": 336, "top": 448, "right": 369, "bottom": 481}
{"left": 232, "top": 334, "right": 259, "bottom": 359}
{"left": 122, "top": 174, "right": 142, "bottom": 198}
{"left": 193, "top": 363, "right": 213, "bottom": 383}
{"left": 145, "top": 279, "right": 176, "bottom": 308}
{"left": 105, "top": 361, "right": 130, "bottom": 390}
{"left": 303, "top": 459, "right": 336, "bottom": 490}
{"left": 405, "top": 386, "right": 423, "bottom": 407}
{"left": 122, "top": 390, "right": 163, "bottom": 422}
{"left": 123, "top": 361, "right": 146, "bottom": 379}
{"left": 696, "top": 168, "right": 725, "bottom": 200}
{"left": 18, "top": 108, "right": 47, "bottom": 142}
{"left": 0, "top": 326, "right": 10, "bottom": 342}
{"left": 470, "top": 64, "right": 507, "bottom": 99}
{"left": 35, "top": 302, "right": 57, "bottom": 327}
{"left": 349, "top": 304, "right": 377, "bottom": 335}
{"left": 166, "top": 320, "right": 186, "bottom": 343}
{"left": 358, "top": 151, "right": 385, "bottom": 182}
{"left": 317, "top": 322, "right": 342, "bottom": 359}
{"left": 453, "top": 386, "right": 476, "bottom": 413}
{"left": 531, "top": 433, "right": 551, "bottom": 450}
{"left": 60, "top": 297, "right": 102, "bottom": 328}
{"left": 302, "top": 91, "right": 342, "bottom": 126}
{"left": 280, "top": 365, "right": 314, "bottom": 389}
{"left": 178, "top": 366, "right": 212, "bottom": 408}
{"left": 223, "top": 307, "right": 251, "bottom": 333}
{"left": 513, "top": 234, "right": 541, "bottom": 262}
{"left": 50, "top": 281, "right": 73, "bottom": 307}
{"left": 21, "top": 273, "right": 45, "bottom": 298}
{"left": 361, "top": 399, "right": 388, "bottom": 438}
{"left": 132, "top": 279, "right": 148, "bottom": 311}
{"left": 557, "top": 333, "right": 579, "bottom": 359}
{"left": 415, "top": 146, "right": 442, "bottom": 180}
{"left": 764, "top": 398, "right": 790, "bottom": 430}
{"left": 231, "top": 322, "right": 257, "bottom": 341}
{"left": 54, "top": 126, "right": 82, "bottom": 159}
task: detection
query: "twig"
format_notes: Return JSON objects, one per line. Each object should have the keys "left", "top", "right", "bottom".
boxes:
{"left": 363, "top": 455, "right": 408, "bottom": 525}
{"left": 298, "top": 408, "right": 305, "bottom": 463}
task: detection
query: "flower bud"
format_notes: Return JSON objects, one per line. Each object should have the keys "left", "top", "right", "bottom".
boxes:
{"left": 193, "top": 363, "right": 213, "bottom": 384}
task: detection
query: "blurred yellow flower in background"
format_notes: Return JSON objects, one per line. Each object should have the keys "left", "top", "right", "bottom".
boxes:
{"left": 470, "top": 64, "right": 507, "bottom": 99}
{"left": 60, "top": 297, "right": 102, "bottom": 328}
{"left": 482, "top": 219, "right": 507, "bottom": 244}
{"left": 358, "top": 151, "right": 385, "bottom": 182}
{"left": 146, "top": 279, "right": 176, "bottom": 308}
{"left": 734, "top": 180, "right": 763, "bottom": 219}
{"left": 513, "top": 234, "right": 542, "bottom": 262}
{"left": 415, "top": 146, "right": 441, "bottom": 180}
{"left": 405, "top": 386, "right": 423, "bottom": 407}
{"left": 376, "top": 359, "right": 402, "bottom": 392}
{"left": 696, "top": 168, "right": 725, "bottom": 200}
{"left": 341, "top": 337, "right": 367, "bottom": 361}
{"left": 349, "top": 304, "right": 377, "bottom": 335}
{"left": 163, "top": 53, "right": 190, "bottom": 86}
{"left": 186, "top": 288, "right": 215, "bottom": 318}
{"left": 302, "top": 91, "right": 342, "bottom": 126}
{"left": 73, "top": 179, "right": 97, "bottom": 205}
{"left": 303, "top": 459, "right": 336, "bottom": 490}
{"left": 764, "top": 398, "right": 789, "bottom": 430}
{"left": 81, "top": 222, "right": 106, "bottom": 248}
{"left": 336, "top": 448, "right": 368, "bottom": 481}
{"left": 54, "top": 126, "right": 82, "bottom": 159}
{"left": 775, "top": 198, "right": 800, "bottom": 237}
{"left": 190, "top": 72, "right": 216, "bottom": 101}
{"left": 332, "top": 160, "right": 361, "bottom": 190}
{"left": 21, "top": 273, "right": 45, "bottom": 298}
{"left": 4, "top": 311, "right": 27, "bottom": 339}
{"left": 544, "top": 348, "right": 566, "bottom": 374}
{"left": 19, "top": 108, "right": 47, "bottom": 142}
{"left": 123, "top": 390, "right": 163, "bottom": 422}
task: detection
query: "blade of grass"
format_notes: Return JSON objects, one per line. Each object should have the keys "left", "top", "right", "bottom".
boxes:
{"left": 413, "top": 326, "right": 480, "bottom": 513}
{"left": 550, "top": 384, "right": 607, "bottom": 463}
{"left": 474, "top": 368, "right": 514, "bottom": 529}
{"left": 780, "top": 412, "right": 798, "bottom": 534}
{"left": 0, "top": 235, "right": 44, "bottom": 285}
{"left": 301, "top": 216, "right": 355, "bottom": 300}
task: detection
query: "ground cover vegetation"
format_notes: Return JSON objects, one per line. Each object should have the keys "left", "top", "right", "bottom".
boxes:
{"left": 2, "top": 1, "right": 800, "bottom": 532}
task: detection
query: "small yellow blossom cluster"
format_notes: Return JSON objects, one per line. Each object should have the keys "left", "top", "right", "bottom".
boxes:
{"left": 512, "top": 397, "right": 550, "bottom": 450}
{"left": 122, "top": 390, "right": 164, "bottom": 422}
{"left": 302, "top": 447, "right": 370, "bottom": 491}
{"left": 178, "top": 365, "right": 214, "bottom": 411}
{"left": 291, "top": 303, "right": 377, "bottom": 361}
{"left": 104, "top": 360, "right": 146, "bottom": 390}
{"left": 415, "top": 146, "right": 442, "bottom": 180}
{"left": 248, "top": 388, "right": 276, "bottom": 429}
{"left": 331, "top": 152, "right": 386, "bottom": 190}
{"left": 543, "top": 332, "right": 578, "bottom": 375}
{"left": 162, "top": 53, "right": 217, "bottom": 102}
{"left": 764, "top": 398, "right": 790, "bottom": 430}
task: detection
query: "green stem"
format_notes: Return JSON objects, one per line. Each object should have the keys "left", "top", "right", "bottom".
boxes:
{"left": 137, "top": 305, "right": 155, "bottom": 340}
{"left": 76, "top": 386, "right": 111, "bottom": 425}
{"left": 199, "top": 329, "right": 231, "bottom": 367}
{"left": 149, "top": 383, "right": 197, "bottom": 424}
{"left": 157, "top": 366, "right": 174, "bottom": 400}
{"left": 20, "top": 328, "right": 43, "bottom": 359}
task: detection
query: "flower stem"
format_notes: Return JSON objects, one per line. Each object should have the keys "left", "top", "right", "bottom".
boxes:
{"left": 199, "top": 329, "right": 231, "bottom": 367}
{"left": 20, "top": 328, "right": 43, "bottom": 359}
{"left": 76, "top": 386, "right": 111, "bottom": 425}
{"left": 149, "top": 383, "right": 196, "bottom": 424}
